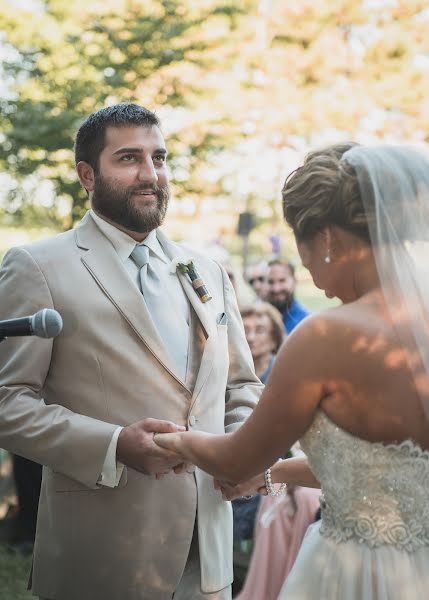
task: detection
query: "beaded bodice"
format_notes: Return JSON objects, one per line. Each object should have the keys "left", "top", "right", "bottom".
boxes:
{"left": 300, "top": 410, "right": 429, "bottom": 552}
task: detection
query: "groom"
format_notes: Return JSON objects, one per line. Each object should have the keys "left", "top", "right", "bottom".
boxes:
{"left": 0, "top": 103, "right": 262, "bottom": 599}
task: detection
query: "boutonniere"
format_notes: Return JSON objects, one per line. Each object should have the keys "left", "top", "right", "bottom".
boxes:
{"left": 170, "top": 258, "right": 212, "bottom": 303}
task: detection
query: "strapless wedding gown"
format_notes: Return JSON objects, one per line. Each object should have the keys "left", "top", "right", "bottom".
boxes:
{"left": 278, "top": 410, "right": 429, "bottom": 599}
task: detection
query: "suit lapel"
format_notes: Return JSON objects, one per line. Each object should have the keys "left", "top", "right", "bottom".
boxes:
{"left": 156, "top": 230, "right": 218, "bottom": 399}
{"left": 177, "top": 269, "right": 218, "bottom": 400}
{"left": 75, "top": 214, "right": 188, "bottom": 389}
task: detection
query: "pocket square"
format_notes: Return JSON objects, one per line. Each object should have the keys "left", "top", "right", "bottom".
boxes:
{"left": 216, "top": 312, "right": 228, "bottom": 325}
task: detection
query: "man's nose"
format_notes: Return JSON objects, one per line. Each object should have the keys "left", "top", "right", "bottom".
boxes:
{"left": 137, "top": 158, "right": 158, "bottom": 183}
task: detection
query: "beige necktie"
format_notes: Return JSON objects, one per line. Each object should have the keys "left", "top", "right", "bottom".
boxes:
{"left": 131, "top": 244, "right": 189, "bottom": 380}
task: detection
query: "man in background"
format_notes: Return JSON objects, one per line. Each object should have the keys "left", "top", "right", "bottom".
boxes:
{"left": 266, "top": 260, "right": 309, "bottom": 333}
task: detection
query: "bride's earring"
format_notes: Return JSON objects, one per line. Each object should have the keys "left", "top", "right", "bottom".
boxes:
{"left": 324, "top": 252, "right": 331, "bottom": 264}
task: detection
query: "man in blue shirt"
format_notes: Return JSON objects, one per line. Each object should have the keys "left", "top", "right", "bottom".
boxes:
{"left": 266, "top": 260, "right": 310, "bottom": 333}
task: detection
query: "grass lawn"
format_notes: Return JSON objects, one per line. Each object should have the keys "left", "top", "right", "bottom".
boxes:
{"left": 0, "top": 545, "right": 32, "bottom": 600}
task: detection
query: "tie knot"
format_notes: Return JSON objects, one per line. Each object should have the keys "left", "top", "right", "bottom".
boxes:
{"left": 131, "top": 244, "right": 150, "bottom": 269}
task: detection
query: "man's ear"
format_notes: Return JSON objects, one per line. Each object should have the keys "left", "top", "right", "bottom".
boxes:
{"left": 76, "top": 161, "right": 95, "bottom": 193}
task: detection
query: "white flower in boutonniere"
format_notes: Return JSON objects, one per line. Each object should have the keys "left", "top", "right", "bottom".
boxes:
{"left": 171, "top": 257, "right": 212, "bottom": 303}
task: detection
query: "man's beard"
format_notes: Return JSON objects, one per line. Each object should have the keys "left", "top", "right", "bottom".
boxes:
{"left": 91, "top": 173, "right": 170, "bottom": 233}
{"left": 268, "top": 293, "right": 294, "bottom": 313}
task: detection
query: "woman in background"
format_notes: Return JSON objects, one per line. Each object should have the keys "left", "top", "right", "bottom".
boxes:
{"left": 241, "top": 303, "right": 284, "bottom": 384}
{"left": 232, "top": 303, "right": 285, "bottom": 593}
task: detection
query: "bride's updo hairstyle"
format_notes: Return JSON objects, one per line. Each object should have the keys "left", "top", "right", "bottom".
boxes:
{"left": 282, "top": 142, "right": 372, "bottom": 244}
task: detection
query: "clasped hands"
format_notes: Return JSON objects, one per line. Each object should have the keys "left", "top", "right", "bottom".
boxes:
{"left": 116, "top": 417, "right": 193, "bottom": 479}
{"left": 116, "top": 418, "right": 266, "bottom": 499}
{"left": 155, "top": 427, "right": 268, "bottom": 500}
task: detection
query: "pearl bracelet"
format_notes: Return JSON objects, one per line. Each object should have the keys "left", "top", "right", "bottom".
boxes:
{"left": 264, "top": 467, "right": 287, "bottom": 497}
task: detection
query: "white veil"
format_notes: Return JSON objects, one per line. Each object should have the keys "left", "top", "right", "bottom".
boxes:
{"left": 342, "top": 145, "right": 429, "bottom": 420}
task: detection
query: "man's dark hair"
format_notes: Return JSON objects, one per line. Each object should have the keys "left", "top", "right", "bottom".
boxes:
{"left": 74, "top": 103, "right": 160, "bottom": 171}
{"left": 268, "top": 259, "right": 295, "bottom": 278}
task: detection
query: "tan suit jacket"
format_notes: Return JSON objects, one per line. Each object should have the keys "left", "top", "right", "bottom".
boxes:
{"left": 0, "top": 213, "right": 262, "bottom": 600}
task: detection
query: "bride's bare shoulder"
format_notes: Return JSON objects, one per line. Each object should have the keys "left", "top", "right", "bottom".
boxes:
{"left": 286, "top": 302, "right": 381, "bottom": 349}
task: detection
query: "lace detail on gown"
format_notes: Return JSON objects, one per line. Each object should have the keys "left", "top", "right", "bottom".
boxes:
{"left": 300, "top": 410, "right": 429, "bottom": 552}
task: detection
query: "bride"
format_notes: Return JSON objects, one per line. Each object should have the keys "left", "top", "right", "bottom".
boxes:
{"left": 156, "top": 143, "right": 429, "bottom": 598}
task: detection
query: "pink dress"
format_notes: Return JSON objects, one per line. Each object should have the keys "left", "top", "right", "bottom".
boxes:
{"left": 236, "top": 486, "right": 321, "bottom": 600}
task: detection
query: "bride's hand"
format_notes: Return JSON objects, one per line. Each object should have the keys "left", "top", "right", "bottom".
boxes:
{"left": 154, "top": 430, "right": 214, "bottom": 464}
{"left": 154, "top": 431, "right": 186, "bottom": 454}
{"left": 214, "top": 472, "right": 267, "bottom": 501}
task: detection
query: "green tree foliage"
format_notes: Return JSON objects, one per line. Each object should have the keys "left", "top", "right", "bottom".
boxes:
{"left": 214, "top": 0, "right": 429, "bottom": 143}
{"left": 0, "top": 0, "right": 249, "bottom": 227}
{"left": 1, "top": 0, "right": 429, "bottom": 230}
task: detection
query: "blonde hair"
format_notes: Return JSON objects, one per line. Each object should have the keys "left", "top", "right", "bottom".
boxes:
{"left": 240, "top": 303, "right": 285, "bottom": 353}
{"left": 282, "top": 142, "right": 371, "bottom": 243}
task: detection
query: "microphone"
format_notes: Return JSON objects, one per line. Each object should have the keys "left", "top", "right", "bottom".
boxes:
{"left": 0, "top": 309, "right": 63, "bottom": 339}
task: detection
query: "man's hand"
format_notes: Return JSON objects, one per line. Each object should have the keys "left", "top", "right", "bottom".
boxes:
{"left": 116, "top": 418, "right": 191, "bottom": 477}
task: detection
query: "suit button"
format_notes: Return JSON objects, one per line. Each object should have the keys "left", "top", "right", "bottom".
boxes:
{"left": 189, "top": 415, "right": 196, "bottom": 427}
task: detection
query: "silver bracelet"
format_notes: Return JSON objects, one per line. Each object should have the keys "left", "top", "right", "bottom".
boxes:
{"left": 264, "top": 467, "right": 287, "bottom": 497}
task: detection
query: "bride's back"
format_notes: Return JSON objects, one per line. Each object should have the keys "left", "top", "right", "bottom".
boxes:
{"left": 314, "top": 291, "right": 429, "bottom": 450}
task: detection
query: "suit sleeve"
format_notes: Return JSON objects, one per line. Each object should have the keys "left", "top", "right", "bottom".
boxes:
{"left": 219, "top": 265, "right": 263, "bottom": 433}
{"left": 0, "top": 247, "right": 118, "bottom": 489}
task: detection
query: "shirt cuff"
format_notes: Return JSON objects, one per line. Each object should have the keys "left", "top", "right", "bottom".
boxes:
{"left": 97, "top": 426, "right": 125, "bottom": 488}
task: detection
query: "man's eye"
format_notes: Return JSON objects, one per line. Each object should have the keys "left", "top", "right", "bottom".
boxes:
{"left": 153, "top": 155, "right": 166, "bottom": 163}
{"left": 120, "top": 155, "right": 136, "bottom": 162}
